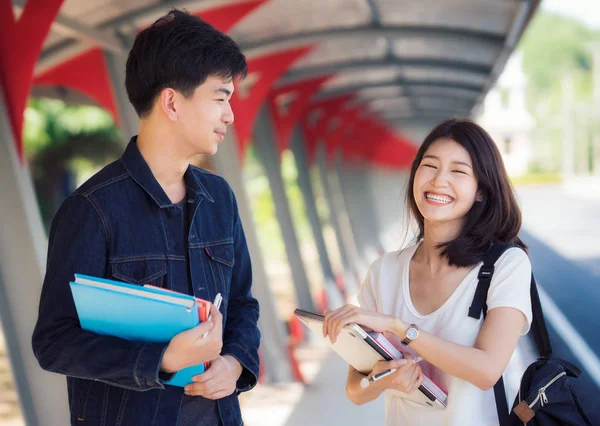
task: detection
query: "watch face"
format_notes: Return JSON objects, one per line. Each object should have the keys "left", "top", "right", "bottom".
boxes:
{"left": 407, "top": 328, "right": 418, "bottom": 339}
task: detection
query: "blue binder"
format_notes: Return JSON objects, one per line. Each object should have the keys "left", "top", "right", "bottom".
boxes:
{"left": 70, "top": 274, "right": 206, "bottom": 387}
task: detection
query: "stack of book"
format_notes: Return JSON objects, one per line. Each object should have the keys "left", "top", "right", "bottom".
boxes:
{"left": 70, "top": 274, "right": 212, "bottom": 387}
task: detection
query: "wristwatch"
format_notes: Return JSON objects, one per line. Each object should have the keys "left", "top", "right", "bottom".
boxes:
{"left": 401, "top": 323, "right": 419, "bottom": 345}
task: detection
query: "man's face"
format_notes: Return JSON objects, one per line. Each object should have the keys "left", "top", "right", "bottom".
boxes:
{"left": 176, "top": 76, "right": 235, "bottom": 155}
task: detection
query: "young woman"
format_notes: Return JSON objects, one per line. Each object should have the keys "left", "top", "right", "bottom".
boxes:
{"left": 323, "top": 119, "right": 532, "bottom": 426}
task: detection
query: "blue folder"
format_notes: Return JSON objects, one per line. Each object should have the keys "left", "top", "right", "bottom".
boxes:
{"left": 70, "top": 274, "right": 206, "bottom": 387}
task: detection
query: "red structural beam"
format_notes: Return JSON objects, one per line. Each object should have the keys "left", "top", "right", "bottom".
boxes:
{"left": 196, "top": 0, "right": 268, "bottom": 32}
{"left": 231, "top": 45, "right": 314, "bottom": 159}
{"left": 301, "top": 94, "right": 354, "bottom": 165}
{"left": 33, "top": 48, "right": 120, "bottom": 124}
{"left": 0, "top": 0, "right": 64, "bottom": 162}
{"left": 323, "top": 105, "right": 364, "bottom": 165}
{"left": 30, "top": 0, "right": 269, "bottom": 146}
{"left": 266, "top": 75, "right": 333, "bottom": 157}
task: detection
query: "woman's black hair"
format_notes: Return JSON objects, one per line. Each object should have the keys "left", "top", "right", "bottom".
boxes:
{"left": 406, "top": 118, "right": 527, "bottom": 267}
{"left": 125, "top": 9, "right": 248, "bottom": 117}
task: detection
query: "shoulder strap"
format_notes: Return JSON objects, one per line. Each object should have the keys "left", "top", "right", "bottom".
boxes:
{"left": 468, "top": 243, "right": 553, "bottom": 426}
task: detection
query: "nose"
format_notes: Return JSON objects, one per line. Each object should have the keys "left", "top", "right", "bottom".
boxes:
{"left": 223, "top": 102, "right": 234, "bottom": 125}
{"left": 431, "top": 169, "right": 449, "bottom": 187}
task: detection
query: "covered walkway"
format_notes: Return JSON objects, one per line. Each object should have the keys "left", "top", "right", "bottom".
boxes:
{"left": 0, "top": 1, "right": 545, "bottom": 425}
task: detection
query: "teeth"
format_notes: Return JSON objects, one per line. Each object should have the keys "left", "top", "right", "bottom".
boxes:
{"left": 426, "top": 193, "right": 452, "bottom": 204}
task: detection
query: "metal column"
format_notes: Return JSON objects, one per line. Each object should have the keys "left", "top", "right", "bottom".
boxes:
{"left": 336, "top": 157, "right": 384, "bottom": 263}
{"left": 104, "top": 49, "right": 139, "bottom": 142}
{"left": 290, "top": 126, "right": 344, "bottom": 308}
{"left": 211, "top": 128, "right": 292, "bottom": 383}
{"left": 0, "top": 91, "right": 70, "bottom": 425}
{"left": 253, "top": 106, "right": 316, "bottom": 313}
{"left": 315, "top": 143, "right": 366, "bottom": 286}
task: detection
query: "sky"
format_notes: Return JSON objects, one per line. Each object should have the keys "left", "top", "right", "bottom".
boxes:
{"left": 542, "top": 0, "right": 600, "bottom": 29}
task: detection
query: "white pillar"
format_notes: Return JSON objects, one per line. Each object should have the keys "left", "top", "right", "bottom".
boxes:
{"left": 290, "top": 126, "right": 344, "bottom": 308}
{"left": 0, "top": 90, "right": 70, "bottom": 425}
{"left": 253, "top": 107, "right": 316, "bottom": 313}
{"left": 336, "top": 159, "right": 383, "bottom": 264}
{"left": 316, "top": 144, "right": 367, "bottom": 283}
{"left": 211, "top": 127, "right": 293, "bottom": 383}
{"left": 104, "top": 50, "right": 139, "bottom": 142}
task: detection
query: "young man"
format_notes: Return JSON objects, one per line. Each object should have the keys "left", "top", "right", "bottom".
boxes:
{"left": 32, "top": 10, "right": 260, "bottom": 426}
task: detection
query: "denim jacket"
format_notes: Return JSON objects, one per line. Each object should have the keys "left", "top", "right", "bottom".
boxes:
{"left": 32, "top": 138, "right": 260, "bottom": 426}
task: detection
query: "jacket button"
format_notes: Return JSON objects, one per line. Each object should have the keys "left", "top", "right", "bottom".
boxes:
{"left": 146, "top": 379, "right": 154, "bottom": 387}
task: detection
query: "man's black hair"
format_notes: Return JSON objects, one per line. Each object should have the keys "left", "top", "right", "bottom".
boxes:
{"left": 125, "top": 9, "right": 247, "bottom": 117}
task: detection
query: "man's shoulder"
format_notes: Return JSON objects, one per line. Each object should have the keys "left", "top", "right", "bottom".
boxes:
{"left": 189, "top": 165, "right": 233, "bottom": 197}
{"left": 72, "top": 158, "right": 128, "bottom": 197}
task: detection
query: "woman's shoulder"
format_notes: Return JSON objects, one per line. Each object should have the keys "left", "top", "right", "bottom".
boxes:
{"left": 369, "top": 243, "right": 419, "bottom": 273}
{"left": 494, "top": 246, "right": 531, "bottom": 271}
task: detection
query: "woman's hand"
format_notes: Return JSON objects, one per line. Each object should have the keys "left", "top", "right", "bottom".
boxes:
{"left": 363, "top": 353, "right": 424, "bottom": 395}
{"left": 323, "top": 304, "right": 400, "bottom": 343}
{"left": 385, "top": 353, "right": 424, "bottom": 395}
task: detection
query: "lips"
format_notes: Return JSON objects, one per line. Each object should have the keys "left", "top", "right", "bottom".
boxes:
{"left": 424, "top": 192, "right": 454, "bottom": 204}
{"left": 215, "top": 130, "right": 225, "bottom": 140}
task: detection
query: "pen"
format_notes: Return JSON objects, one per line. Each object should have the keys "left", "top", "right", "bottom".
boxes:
{"left": 202, "top": 293, "right": 222, "bottom": 338}
{"left": 360, "top": 356, "right": 423, "bottom": 388}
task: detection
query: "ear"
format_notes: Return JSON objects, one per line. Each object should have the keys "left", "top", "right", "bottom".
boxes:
{"left": 159, "top": 88, "right": 178, "bottom": 121}
{"left": 475, "top": 191, "right": 484, "bottom": 202}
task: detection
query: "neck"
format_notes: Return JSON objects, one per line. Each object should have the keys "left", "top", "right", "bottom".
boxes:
{"left": 137, "top": 120, "right": 190, "bottom": 202}
{"left": 414, "top": 220, "right": 462, "bottom": 274}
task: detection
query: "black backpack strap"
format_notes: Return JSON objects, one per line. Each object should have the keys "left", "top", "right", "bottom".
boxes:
{"left": 468, "top": 243, "right": 519, "bottom": 320}
{"left": 530, "top": 274, "right": 553, "bottom": 358}
{"left": 469, "top": 245, "right": 553, "bottom": 357}
{"left": 468, "top": 244, "right": 518, "bottom": 425}
{"left": 469, "top": 243, "right": 554, "bottom": 426}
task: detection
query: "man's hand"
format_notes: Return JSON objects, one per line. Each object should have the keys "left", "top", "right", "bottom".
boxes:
{"left": 160, "top": 304, "right": 223, "bottom": 373}
{"left": 184, "top": 355, "right": 243, "bottom": 399}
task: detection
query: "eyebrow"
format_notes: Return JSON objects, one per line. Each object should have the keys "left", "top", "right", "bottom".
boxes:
{"left": 422, "top": 154, "right": 472, "bottom": 169}
{"left": 215, "top": 87, "right": 233, "bottom": 97}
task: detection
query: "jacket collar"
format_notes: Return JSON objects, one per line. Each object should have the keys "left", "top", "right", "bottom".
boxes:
{"left": 121, "top": 136, "right": 214, "bottom": 208}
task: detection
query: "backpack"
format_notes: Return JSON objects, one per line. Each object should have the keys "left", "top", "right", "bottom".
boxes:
{"left": 469, "top": 243, "right": 593, "bottom": 426}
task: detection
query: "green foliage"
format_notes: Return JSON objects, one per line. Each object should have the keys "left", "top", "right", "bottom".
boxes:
{"left": 519, "top": 13, "right": 594, "bottom": 94}
{"left": 23, "top": 98, "right": 122, "bottom": 230}
{"left": 515, "top": 11, "right": 600, "bottom": 174}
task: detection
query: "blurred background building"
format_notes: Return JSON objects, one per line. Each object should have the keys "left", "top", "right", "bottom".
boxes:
{"left": 479, "top": 52, "right": 535, "bottom": 177}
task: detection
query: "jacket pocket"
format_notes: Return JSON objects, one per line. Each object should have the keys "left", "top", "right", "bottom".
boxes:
{"left": 110, "top": 258, "right": 167, "bottom": 287}
{"left": 204, "top": 242, "right": 234, "bottom": 296}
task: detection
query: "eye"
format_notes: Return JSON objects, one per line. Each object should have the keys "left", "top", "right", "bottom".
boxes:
{"left": 422, "top": 163, "right": 436, "bottom": 169}
{"left": 452, "top": 170, "right": 467, "bottom": 175}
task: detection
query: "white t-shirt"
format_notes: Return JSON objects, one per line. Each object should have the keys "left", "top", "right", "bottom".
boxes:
{"left": 358, "top": 242, "right": 533, "bottom": 426}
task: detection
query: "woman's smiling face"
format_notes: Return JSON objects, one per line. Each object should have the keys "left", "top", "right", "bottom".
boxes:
{"left": 413, "top": 137, "right": 480, "bottom": 228}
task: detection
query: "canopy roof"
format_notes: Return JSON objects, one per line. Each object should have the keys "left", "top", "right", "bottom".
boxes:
{"left": 25, "top": 0, "right": 539, "bottom": 131}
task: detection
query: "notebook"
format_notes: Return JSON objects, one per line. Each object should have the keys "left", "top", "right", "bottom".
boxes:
{"left": 294, "top": 309, "right": 447, "bottom": 410}
{"left": 70, "top": 274, "right": 211, "bottom": 387}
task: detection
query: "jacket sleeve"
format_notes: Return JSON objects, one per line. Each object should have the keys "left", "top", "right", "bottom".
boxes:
{"left": 220, "top": 189, "right": 261, "bottom": 392}
{"left": 32, "top": 194, "right": 168, "bottom": 391}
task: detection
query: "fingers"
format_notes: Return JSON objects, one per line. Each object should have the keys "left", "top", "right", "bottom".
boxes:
{"left": 407, "top": 368, "right": 424, "bottom": 394}
{"left": 210, "top": 304, "right": 223, "bottom": 333}
{"left": 372, "top": 359, "right": 407, "bottom": 375}
{"left": 391, "top": 363, "right": 419, "bottom": 388}
{"left": 185, "top": 379, "right": 230, "bottom": 397}
{"left": 210, "top": 303, "right": 223, "bottom": 322}
{"left": 193, "top": 360, "right": 221, "bottom": 383}
{"left": 203, "top": 387, "right": 235, "bottom": 400}
{"left": 323, "top": 305, "right": 358, "bottom": 343}
{"left": 193, "top": 320, "right": 214, "bottom": 336}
